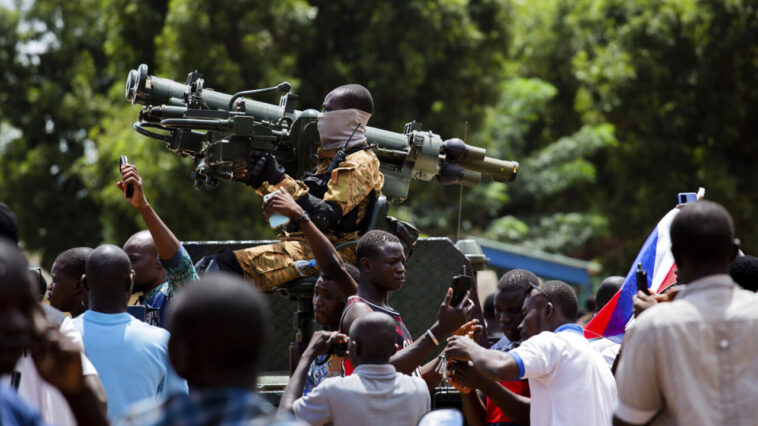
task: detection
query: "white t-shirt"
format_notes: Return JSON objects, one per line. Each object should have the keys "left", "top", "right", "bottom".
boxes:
{"left": 0, "top": 315, "right": 98, "bottom": 426}
{"left": 293, "top": 364, "right": 430, "bottom": 426}
{"left": 510, "top": 324, "right": 617, "bottom": 426}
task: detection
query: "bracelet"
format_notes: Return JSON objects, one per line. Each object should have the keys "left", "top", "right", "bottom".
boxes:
{"left": 294, "top": 211, "right": 310, "bottom": 225}
{"left": 426, "top": 329, "right": 439, "bottom": 346}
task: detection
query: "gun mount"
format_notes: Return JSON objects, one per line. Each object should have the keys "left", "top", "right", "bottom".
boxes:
{"left": 125, "top": 64, "right": 518, "bottom": 202}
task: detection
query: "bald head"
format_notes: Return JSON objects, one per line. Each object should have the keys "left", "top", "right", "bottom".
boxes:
{"left": 541, "top": 280, "right": 579, "bottom": 321}
{"left": 123, "top": 230, "right": 163, "bottom": 291}
{"left": 167, "top": 273, "right": 270, "bottom": 388}
{"left": 324, "top": 84, "right": 374, "bottom": 114}
{"left": 349, "top": 312, "right": 397, "bottom": 366}
{"left": 85, "top": 245, "right": 133, "bottom": 312}
{"left": 671, "top": 201, "right": 735, "bottom": 272}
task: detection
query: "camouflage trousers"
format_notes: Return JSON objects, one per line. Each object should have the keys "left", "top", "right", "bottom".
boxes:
{"left": 233, "top": 239, "right": 357, "bottom": 291}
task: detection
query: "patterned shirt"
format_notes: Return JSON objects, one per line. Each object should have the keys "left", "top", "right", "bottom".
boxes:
{"left": 303, "top": 354, "right": 344, "bottom": 396}
{"left": 115, "top": 387, "right": 304, "bottom": 426}
{"left": 257, "top": 146, "right": 384, "bottom": 243}
{"left": 139, "top": 245, "right": 199, "bottom": 327}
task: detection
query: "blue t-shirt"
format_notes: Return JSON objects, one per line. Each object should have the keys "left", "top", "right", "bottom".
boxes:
{"left": 0, "top": 385, "right": 45, "bottom": 426}
{"left": 72, "top": 311, "right": 188, "bottom": 419}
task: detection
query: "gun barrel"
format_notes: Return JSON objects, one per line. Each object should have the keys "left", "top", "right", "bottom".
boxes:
{"left": 127, "top": 66, "right": 283, "bottom": 121}
{"left": 457, "top": 157, "right": 519, "bottom": 183}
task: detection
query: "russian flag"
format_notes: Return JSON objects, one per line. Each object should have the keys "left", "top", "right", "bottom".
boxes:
{"left": 584, "top": 208, "right": 680, "bottom": 342}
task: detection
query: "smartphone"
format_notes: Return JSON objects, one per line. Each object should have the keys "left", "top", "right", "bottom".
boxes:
{"left": 636, "top": 262, "right": 650, "bottom": 295}
{"left": 262, "top": 190, "right": 290, "bottom": 228}
{"left": 326, "top": 342, "right": 348, "bottom": 356}
{"left": 119, "top": 156, "right": 134, "bottom": 198}
{"left": 450, "top": 270, "right": 473, "bottom": 306}
{"left": 677, "top": 192, "right": 697, "bottom": 204}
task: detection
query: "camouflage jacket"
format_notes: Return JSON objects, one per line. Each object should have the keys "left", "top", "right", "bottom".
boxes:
{"left": 257, "top": 146, "right": 384, "bottom": 242}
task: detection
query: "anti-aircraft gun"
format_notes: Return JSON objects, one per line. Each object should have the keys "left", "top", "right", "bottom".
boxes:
{"left": 125, "top": 64, "right": 518, "bottom": 202}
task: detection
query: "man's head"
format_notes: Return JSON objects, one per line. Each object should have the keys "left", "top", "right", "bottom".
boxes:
{"left": 519, "top": 280, "right": 578, "bottom": 340}
{"left": 356, "top": 230, "right": 405, "bottom": 292}
{"left": 167, "top": 273, "right": 270, "bottom": 389}
{"left": 348, "top": 312, "right": 397, "bottom": 367}
{"left": 123, "top": 230, "right": 164, "bottom": 293}
{"left": 314, "top": 264, "right": 360, "bottom": 328}
{"left": 729, "top": 255, "right": 758, "bottom": 292}
{"left": 0, "top": 238, "right": 37, "bottom": 374}
{"left": 319, "top": 84, "right": 374, "bottom": 150}
{"left": 322, "top": 84, "right": 374, "bottom": 114}
{"left": 595, "top": 276, "right": 624, "bottom": 313}
{"left": 495, "top": 269, "right": 539, "bottom": 342}
{"left": 85, "top": 245, "right": 134, "bottom": 312}
{"left": 49, "top": 247, "right": 93, "bottom": 315}
{"left": 0, "top": 202, "right": 19, "bottom": 244}
{"left": 670, "top": 201, "right": 737, "bottom": 284}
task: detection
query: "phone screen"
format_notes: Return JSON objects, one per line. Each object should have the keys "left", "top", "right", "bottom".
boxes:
{"left": 451, "top": 274, "right": 473, "bottom": 306}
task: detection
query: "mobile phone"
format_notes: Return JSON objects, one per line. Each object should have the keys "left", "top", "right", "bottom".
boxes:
{"left": 450, "top": 269, "right": 473, "bottom": 307}
{"left": 326, "top": 341, "right": 348, "bottom": 356}
{"left": 677, "top": 192, "right": 697, "bottom": 205}
{"left": 120, "top": 156, "right": 134, "bottom": 198}
{"left": 636, "top": 262, "right": 650, "bottom": 295}
{"left": 262, "top": 190, "right": 290, "bottom": 228}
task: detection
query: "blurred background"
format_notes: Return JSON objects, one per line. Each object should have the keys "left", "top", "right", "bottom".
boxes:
{"left": 1, "top": 0, "right": 756, "bottom": 282}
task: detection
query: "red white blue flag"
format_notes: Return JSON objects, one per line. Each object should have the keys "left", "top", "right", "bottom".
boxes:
{"left": 584, "top": 208, "right": 680, "bottom": 342}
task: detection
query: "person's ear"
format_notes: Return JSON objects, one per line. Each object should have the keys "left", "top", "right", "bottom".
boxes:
{"left": 544, "top": 302, "right": 554, "bottom": 318}
{"left": 73, "top": 274, "right": 85, "bottom": 293}
{"left": 359, "top": 257, "right": 372, "bottom": 276}
{"left": 128, "top": 269, "right": 135, "bottom": 293}
{"left": 731, "top": 238, "right": 741, "bottom": 261}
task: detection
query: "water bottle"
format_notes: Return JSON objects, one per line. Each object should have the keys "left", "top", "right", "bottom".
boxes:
{"left": 294, "top": 259, "right": 317, "bottom": 276}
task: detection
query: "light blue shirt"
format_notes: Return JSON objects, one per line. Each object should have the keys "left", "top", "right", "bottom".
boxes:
{"left": 72, "top": 311, "right": 188, "bottom": 419}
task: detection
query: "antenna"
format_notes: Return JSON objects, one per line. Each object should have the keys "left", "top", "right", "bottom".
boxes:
{"left": 456, "top": 121, "right": 468, "bottom": 242}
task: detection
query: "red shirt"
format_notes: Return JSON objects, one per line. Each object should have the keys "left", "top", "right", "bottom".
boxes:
{"left": 485, "top": 379, "right": 530, "bottom": 426}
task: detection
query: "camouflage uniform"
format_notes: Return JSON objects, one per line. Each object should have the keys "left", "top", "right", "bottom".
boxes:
{"left": 234, "top": 146, "right": 384, "bottom": 290}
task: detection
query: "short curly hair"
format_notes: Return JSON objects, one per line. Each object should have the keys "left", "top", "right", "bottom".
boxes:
{"left": 730, "top": 255, "right": 758, "bottom": 292}
{"left": 356, "top": 230, "right": 400, "bottom": 264}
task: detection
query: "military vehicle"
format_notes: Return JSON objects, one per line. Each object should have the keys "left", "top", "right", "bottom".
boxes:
{"left": 124, "top": 65, "right": 517, "bottom": 406}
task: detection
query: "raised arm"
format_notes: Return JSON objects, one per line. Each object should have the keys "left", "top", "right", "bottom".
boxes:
{"left": 120, "top": 164, "right": 198, "bottom": 290}
{"left": 262, "top": 190, "right": 357, "bottom": 300}
{"left": 120, "top": 164, "right": 180, "bottom": 262}
{"left": 279, "top": 331, "right": 347, "bottom": 413}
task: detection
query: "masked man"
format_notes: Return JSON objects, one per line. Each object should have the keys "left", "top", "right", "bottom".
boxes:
{"left": 207, "top": 84, "right": 384, "bottom": 291}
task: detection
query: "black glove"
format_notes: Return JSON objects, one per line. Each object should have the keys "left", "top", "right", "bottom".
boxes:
{"left": 245, "top": 152, "right": 285, "bottom": 187}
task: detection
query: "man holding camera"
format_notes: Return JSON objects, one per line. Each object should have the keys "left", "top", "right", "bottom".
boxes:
{"left": 208, "top": 84, "right": 384, "bottom": 291}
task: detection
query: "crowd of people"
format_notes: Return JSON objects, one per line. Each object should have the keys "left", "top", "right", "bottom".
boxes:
{"left": 2, "top": 82, "right": 758, "bottom": 426}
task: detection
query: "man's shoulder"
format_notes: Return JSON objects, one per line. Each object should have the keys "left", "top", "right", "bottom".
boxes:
{"left": 343, "top": 148, "right": 380, "bottom": 170}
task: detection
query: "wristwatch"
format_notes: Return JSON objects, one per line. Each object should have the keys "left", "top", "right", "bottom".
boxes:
{"left": 294, "top": 211, "right": 310, "bottom": 225}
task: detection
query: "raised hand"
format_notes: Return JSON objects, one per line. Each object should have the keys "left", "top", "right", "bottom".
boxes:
{"left": 437, "top": 288, "right": 475, "bottom": 336}
{"left": 118, "top": 164, "right": 148, "bottom": 210}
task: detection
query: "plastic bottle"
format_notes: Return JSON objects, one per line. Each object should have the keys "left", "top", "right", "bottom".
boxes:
{"left": 294, "top": 259, "right": 318, "bottom": 276}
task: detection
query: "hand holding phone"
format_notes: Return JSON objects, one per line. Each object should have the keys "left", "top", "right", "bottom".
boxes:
{"left": 451, "top": 267, "right": 473, "bottom": 307}
{"left": 120, "top": 156, "right": 134, "bottom": 198}
{"left": 636, "top": 262, "right": 650, "bottom": 295}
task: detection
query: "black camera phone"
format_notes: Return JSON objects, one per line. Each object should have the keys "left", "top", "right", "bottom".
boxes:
{"left": 326, "top": 341, "right": 348, "bottom": 356}
{"left": 451, "top": 266, "right": 473, "bottom": 306}
{"left": 636, "top": 262, "right": 650, "bottom": 295}
{"left": 119, "top": 155, "right": 134, "bottom": 198}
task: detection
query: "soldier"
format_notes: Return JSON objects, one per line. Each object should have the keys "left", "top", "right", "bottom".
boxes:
{"left": 206, "top": 84, "right": 384, "bottom": 291}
